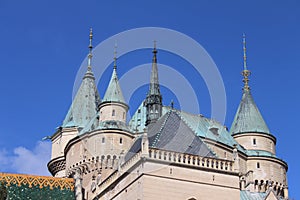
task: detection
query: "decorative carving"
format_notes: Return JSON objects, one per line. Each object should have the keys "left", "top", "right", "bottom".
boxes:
{"left": 48, "top": 157, "right": 66, "bottom": 176}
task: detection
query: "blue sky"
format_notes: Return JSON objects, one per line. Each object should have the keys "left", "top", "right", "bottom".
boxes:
{"left": 0, "top": 1, "right": 299, "bottom": 199}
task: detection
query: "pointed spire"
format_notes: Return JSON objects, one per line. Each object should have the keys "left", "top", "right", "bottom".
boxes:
{"left": 84, "top": 28, "right": 95, "bottom": 80}
{"left": 88, "top": 28, "right": 93, "bottom": 71}
{"left": 113, "top": 42, "right": 117, "bottom": 70}
{"left": 242, "top": 34, "right": 251, "bottom": 91}
{"left": 144, "top": 41, "right": 163, "bottom": 126}
{"left": 149, "top": 40, "right": 160, "bottom": 95}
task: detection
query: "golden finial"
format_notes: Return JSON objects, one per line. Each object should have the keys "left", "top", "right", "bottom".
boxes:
{"left": 242, "top": 33, "right": 251, "bottom": 91}
{"left": 87, "top": 28, "right": 93, "bottom": 70}
{"left": 113, "top": 42, "right": 117, "bottom": 70}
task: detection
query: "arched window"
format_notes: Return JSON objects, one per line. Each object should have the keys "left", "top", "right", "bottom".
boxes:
{"left": 112, "top": 109, "right": 115, "bottom": 116}
{"left": 253, "top": 138, "right": 256, "bottom": 145}
{"left": 119, "top": 137, "right": 123, "bottom": 144}
{"left": 102, "top": 137, "right": 105, "bottom": 144}
{"left": 187, "top": 198, "right": 197, "bottom": 200}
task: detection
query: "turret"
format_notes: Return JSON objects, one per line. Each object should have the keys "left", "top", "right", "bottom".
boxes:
{"left": 48, "top": 28, "right": 100, "bottom": 177}
{"left": 144, "top": 41, "right": 163, "bottom": 126}
{"left": 98, "top": 45, "right": 129, "bottom": 123}
{"left": 230, "top": 34, "right": 275, "bottom": 154}
{"left": 230, "top": 35, "right": 288, "bottom": 198}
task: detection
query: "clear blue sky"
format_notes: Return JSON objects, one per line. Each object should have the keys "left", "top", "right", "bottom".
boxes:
{"left": 0, "top": 1, "right": 299, "bottom": 199}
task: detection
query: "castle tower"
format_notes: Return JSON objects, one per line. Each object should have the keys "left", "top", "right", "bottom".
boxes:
{"left": 98, "top": 46, "right": 128, "bottom": 123}
{"left": 144, "top": 42, "right": 163, "bottom": 126}
{"left": 48, "top": 29, "right": 100, "bottom": 177}
{"left": 230, "top": 35, "right": 288, "bottom": 197}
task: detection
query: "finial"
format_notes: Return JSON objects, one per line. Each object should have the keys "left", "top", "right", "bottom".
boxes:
{"left": 242, "top": 34, "right": 251, "bottom": 91}
{"left": 243, "top": 33, "right": 247, "bottom": 71}
{"left": 87, "top": 28, "right": 93, "bottom": 71}
{"left": 153, "top": 40, "right": 157, "bottom": 53}
{"left": 113, "top": 42, "right": 117, "bottom": 70}
{"left": 152, "top": 40, "right": 157, "bottom": 63}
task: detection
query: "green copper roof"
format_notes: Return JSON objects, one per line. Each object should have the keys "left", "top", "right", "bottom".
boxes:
{"left": 246, "top": 150, "right": 277, "bottom": 158}
{"left": 230, "top": 90, "right": 270, "bottom": 135}
{"left": 62, "top": 70, "right": 100, "bottom": 128}
{"left": 129, "top": 104, "right": 246, "bottom": 153}
{"left": 102, "top": 67, "right": 126, "bottom": 104}
{"left": 79, "top": 112, "right": 130, "bottom": 134}
{"left": 177, "top": 110, "right": 246, "bottom": 153}
{"left": 128, "top": 103, "right": 170, "bottom": 133}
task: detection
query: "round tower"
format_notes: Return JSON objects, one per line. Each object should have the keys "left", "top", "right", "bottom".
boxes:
{"left": 230, "top": 35, "right": 288, "bottom": 198}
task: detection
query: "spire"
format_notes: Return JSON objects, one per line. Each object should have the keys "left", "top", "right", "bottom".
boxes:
{"left": 88, "top": 28, "right": 93, "bottom": 70}
{"left": 102, "top": 46, "right": 126, "bottom": 104}
{"left": 62, "top": 28, "right": 100, "bottom": 128}
{"left": 149, "top": 40, "right": 160, "bottom": 95}
{"left": 84, "top": 28, "right": 95, "bottom": 79}
{"left": 144, "top": 41, "right": 163, "bottom": 126}
{"left": 242, "top": 34, "right": 251, "bottom": 91}
{"left": 230, "top": 34, "right": 270, "bottom": 135}
{"left": 113, "top": 42, "right": 117, "bottom": 70}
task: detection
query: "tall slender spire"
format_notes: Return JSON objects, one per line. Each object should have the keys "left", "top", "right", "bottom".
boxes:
{"left": 144, "top": 41, "right": 163, "bottom": 126}
{"left": 150, "top": 40, "right": 160, "bottom": 95}
{"left": 87, "top": 28, "right": 93, "bottom": 71}
{"left": 113, "top": 42, "right": 117, "bottom": 70}
{"left": 84, "top": 28, "right": 95, "bottom": 80}
{"left": 242, "top": 34, "right": 251, "bottom": 91}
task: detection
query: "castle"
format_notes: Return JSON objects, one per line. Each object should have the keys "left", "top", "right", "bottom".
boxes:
{"left": 47, "top": 29, "right": 289, "bottom": 200}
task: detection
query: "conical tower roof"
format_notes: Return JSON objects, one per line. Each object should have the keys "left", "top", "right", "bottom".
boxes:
{"left": 62, "top": 29, "right": 100, "bottom": 128}
{"left": 102, "top": 48, "right": 126, "bottom": 104}
{"left": 230, "top": 90, "right": 270, "bottom": 135}
{"left": 230, "top": 34, "right": 270, "bottom": 135}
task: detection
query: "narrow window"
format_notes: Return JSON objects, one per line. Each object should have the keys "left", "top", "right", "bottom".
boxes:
{"left": 102, "top": 137, "right": 105, "bottom": 144}
{"left": 257, "top": 162, "right": 260, "bottom": 168}
{"left": 270, "top": 142, "right": 273, "bottom": 150}
{"left": 138, "top": 109, "right": 141, "bottom": 113}
{"left": 119, "top": 137, "right": 123, "bottom": 144}
{"left": 123, "top": 112, "right": 125, "bottom": 119}
{"left": 224, "top": 152, "right": 227, "bottom": 159}
{"left": 112, "top": 110, "right": 115, "bottom": 116}
{"left": 253, "top": 138, "right": 256, "bottom": 145}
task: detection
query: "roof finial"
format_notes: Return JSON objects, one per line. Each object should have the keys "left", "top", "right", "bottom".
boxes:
{"left": 243, "top": 33, "right": 247, "bottom": 71}
{"left": 152, "top": 40, "right": 157, "bottom": 62}
{"left": 242, "top": 34, "right": 251, "bottom": 91}
{"left": 113, "top": 42, "right": 117, "bottom": 70}
{"left": 87, "top": 28, "right": 93, "bottom": 71}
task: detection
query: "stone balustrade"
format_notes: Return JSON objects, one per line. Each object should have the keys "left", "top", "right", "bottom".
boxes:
{"left": 148, "top": 148, "right": 234, "bottom": 172}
